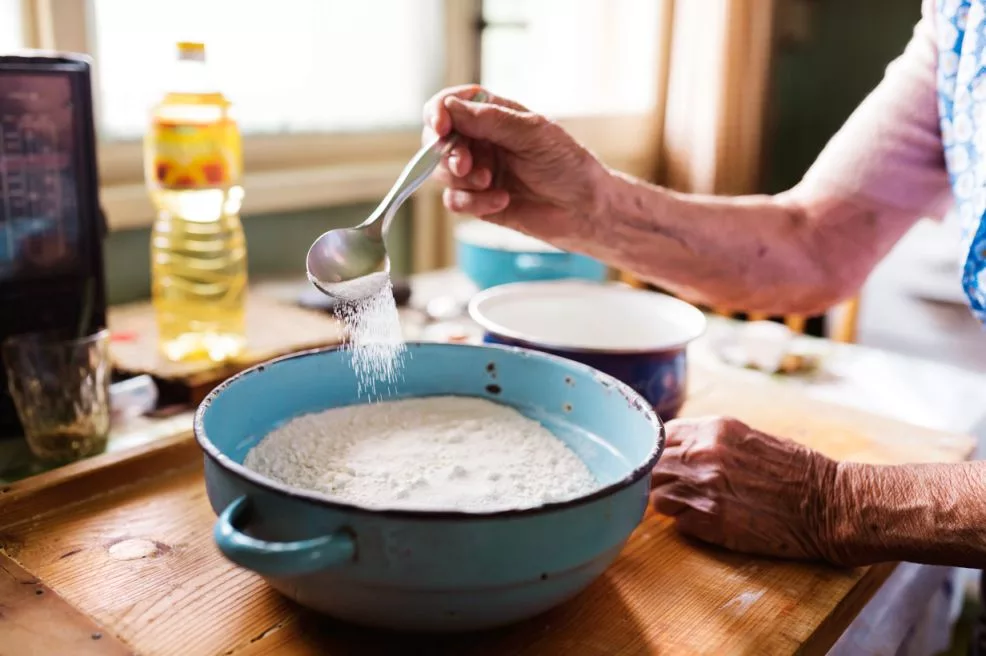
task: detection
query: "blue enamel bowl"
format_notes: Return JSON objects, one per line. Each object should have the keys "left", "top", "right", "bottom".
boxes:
{"left": 469, "top": 281, "right": 707, "bottom": 420}
{"left": 455, "top": 219, "right": 608, "bottom": 290}
{"left": 195, "top": 342, "right": 663, "bottom": 632}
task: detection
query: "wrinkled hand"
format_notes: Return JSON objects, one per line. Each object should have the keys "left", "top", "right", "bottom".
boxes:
{"left": 422, "top": 84, "right": 606, "bottom": 246}
{"left": 651, "top": 417, "right": 840, "bottom": 562}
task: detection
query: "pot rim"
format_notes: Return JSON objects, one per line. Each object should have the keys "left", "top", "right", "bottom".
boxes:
{"left": 194, "top": 341, "right": 665, "bottom": 521}
{"left": 468, "top": 281, "right": 707, "bottom": 356}
{"left": 454, "top": 218, "right": 565, "bottom": 255}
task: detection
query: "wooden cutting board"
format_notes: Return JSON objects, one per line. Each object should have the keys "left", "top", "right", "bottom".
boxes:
{"left": 108, "top": 295, "right": 344, "bottom": 403}
{"left": 0, "top": 365, "right": 975, "bottom": 656}
{"left": 682, "top": 367, "right": 974, "bottom": 465}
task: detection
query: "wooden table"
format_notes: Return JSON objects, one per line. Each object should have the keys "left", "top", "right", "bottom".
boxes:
{"left": 0, "top": 272, "right": 980, "bottom": 655}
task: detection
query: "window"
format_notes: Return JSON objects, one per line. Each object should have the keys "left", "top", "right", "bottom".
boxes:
{"left": 480, "top": 0, "right": 662, "bottom": 117}
{"left": 0, "top": 0, "right": 24, "bottom": 52}
{"left": 11, "top": 0, "right": 670, "bottom": 240}
{"left": 90, "top": 0, "right": 444, "bottom": 140}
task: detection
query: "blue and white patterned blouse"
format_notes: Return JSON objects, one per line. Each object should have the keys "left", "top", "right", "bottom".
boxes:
{"left": 936, "top": 0, "right": 986, "bottom": 322}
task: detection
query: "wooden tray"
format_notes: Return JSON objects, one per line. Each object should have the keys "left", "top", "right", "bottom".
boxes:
{"left": 108, "top": 294, "right": 344, "bottom": 404}
{"left": 0, "top": 368, "right": 975, "bottom": 656}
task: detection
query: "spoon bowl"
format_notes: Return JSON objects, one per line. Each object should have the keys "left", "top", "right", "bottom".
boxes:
{"left": 306, "top": 226, "right": 390, "bottom": 295}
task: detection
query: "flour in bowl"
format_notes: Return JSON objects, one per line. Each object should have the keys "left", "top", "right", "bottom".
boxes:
{"left": 243, "top": 396, "right": 598, "bottom": 512}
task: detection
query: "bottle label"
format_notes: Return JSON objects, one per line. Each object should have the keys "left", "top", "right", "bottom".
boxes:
{"left": 149, "top": 119, "right": 242, "bottom": 190}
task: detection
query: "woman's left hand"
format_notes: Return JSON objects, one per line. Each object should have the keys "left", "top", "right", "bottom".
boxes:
{"left": 651, "top": 417, "right": 840, "bottom": 562}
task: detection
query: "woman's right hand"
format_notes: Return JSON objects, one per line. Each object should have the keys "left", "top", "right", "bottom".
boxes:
{"left": 422, "top": 84, "right": 609, "bottom": 248}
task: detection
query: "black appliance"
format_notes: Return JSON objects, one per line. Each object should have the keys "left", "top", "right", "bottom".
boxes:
{"left": 0, "top": 52, "right": 108, "bottom": 436}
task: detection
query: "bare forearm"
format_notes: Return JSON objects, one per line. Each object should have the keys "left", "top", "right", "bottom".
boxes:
{"left": 825, "top": 461, "right": 986, "bottom": 568}
{"left": 578, "top": 169, "right": 914, "bottom": 315}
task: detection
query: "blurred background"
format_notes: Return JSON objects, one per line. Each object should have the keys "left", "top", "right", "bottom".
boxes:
{"left": 2, "top": 0, "right": 980, "bottom": 371}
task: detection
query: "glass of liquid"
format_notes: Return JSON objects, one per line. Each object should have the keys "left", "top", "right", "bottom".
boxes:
{"left": 2, "top": 329, "right": 112, "bottom": 463}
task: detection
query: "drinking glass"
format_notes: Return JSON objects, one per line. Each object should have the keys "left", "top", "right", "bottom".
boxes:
{"left": 2, "top": 329, "right": 111, "bottom": 463}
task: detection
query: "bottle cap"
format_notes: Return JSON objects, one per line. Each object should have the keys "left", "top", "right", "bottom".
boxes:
{"left": 176, "top": 41, "right": 206, "bottom": 61}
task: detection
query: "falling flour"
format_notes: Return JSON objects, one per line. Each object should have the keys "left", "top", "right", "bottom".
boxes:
{"left": 330, "top": 272, "right": 406, "bottom": 396}
{"left": 243, "top": 396, "right": 599, "bottom": 512}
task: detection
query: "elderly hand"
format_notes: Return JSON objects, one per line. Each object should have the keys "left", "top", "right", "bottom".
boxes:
{"left": 422, "top": 84, "right": 607, "bottom": 246}
{"left": 651, "top": 417, "right": 841, "bottom": 562}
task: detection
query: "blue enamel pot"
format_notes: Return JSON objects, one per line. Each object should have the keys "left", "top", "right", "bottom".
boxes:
{"left": 194, "top": 342, "right": 663, "bottom": 632}
{"left": 468, "top": 281, "right": 707, "bottom": 420}
{"left": 455, "top": 219, "right": 608, "bottom": 290}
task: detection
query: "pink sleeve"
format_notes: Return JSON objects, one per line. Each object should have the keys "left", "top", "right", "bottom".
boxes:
{"left": 800, "top": 0, "right": 953, "bottom": 218}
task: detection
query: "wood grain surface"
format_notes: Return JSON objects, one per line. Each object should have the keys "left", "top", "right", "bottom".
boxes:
{"left": 0, "top": 554, "right": 133, "bottom": 656}
{"left": 0, "top": 366, "right": 975, "bottom": 656}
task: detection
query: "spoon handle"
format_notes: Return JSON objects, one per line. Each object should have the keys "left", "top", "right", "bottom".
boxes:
{"left": 364, "top": 90, "right": 489, "bottom": 237}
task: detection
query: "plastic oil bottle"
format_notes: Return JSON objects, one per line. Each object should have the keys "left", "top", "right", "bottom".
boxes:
{"left": 144, "top": 41, "right": 248, "bottom": 363}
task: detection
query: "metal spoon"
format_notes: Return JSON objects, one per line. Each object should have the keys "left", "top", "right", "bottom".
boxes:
{"left": 306, "top": 91, "right": 488, "bottom": 301}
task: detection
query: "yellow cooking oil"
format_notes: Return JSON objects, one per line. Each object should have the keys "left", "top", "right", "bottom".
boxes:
{"left": 144, "top": 41, "right": 247, "bottom": 363}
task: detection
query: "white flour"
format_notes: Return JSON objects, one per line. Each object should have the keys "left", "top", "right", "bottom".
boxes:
{"left": 331, "top": 272, "right": 406, "bottom": 396}
{"left": 243, "top": 396, "right": 598, "bottom": 512}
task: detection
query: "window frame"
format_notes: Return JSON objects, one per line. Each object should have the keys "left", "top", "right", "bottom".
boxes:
{"left": 19, "top": 0, "right": 672, "bottom": 244}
